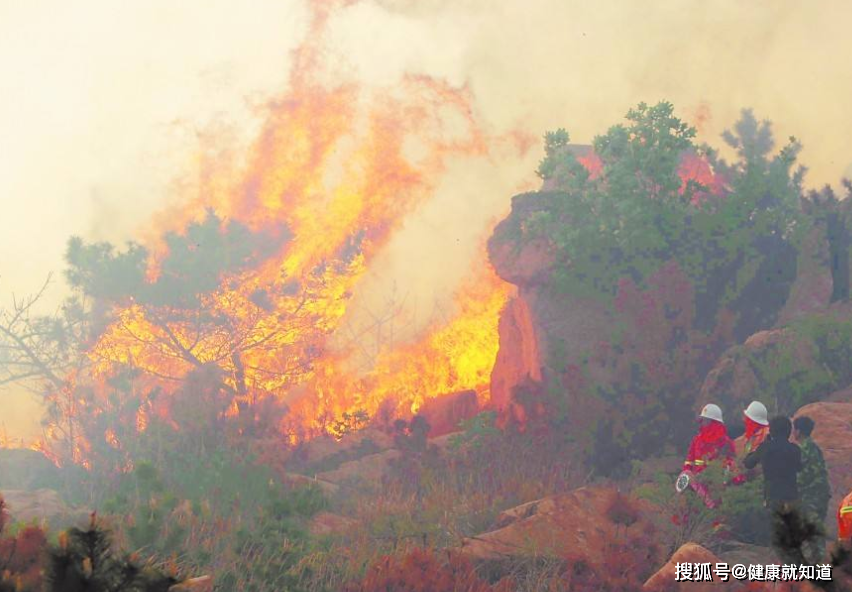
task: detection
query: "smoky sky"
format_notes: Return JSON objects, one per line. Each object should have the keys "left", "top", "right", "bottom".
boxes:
{"left": 2, "top": 0, "right": 851, "bottom": 438}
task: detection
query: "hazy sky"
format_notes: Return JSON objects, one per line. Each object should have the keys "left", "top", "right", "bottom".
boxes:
{"left": 2, "top": 0, "right": 851, "bottom": 439}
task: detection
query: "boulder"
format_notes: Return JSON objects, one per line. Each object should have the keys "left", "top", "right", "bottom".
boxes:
{"left": 699, "top": 316, "right": 852, "bottom": 417}
{"left": 288, "top": 427, "right": 394, "bottom": 473}
{"left": 0, "top": 449, "right": 60, "bottom": 490}
{"left": 460, "top": 487, "right": 660, "bottom": 568}
{"left": 314, "top": 449, "right": 401, "bottom": 485}
{"left": 643, "top": 543, "right": 726, "bottom": 591}
{"left": 416, "top": 390, "right": 479, "bottom": 438}
{"left": 1, "top": 489, "right": 88, "bottom": 529}
{"left": 169, "top": 576, "right": 212, "bottom": 592}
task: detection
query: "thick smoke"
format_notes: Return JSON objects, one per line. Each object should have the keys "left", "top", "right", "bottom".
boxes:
{"left": 3, "top": 0, "right": 852, "bottom": 437}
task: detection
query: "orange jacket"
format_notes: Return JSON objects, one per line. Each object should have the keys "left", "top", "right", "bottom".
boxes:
{"left": 838, "top": 490, "right": 852, "bottom": 540}
{"left": 684, "top": 420, "right": 735, "bottom": 474}
{"left": 738, "top": 417, "right": 768, "bottom": 455}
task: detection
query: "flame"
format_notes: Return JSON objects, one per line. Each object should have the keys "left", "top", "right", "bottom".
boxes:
{"left": 287, "top": 263, "right": 511, "bottom": 437}
{"left": 69, "top": 0, "right": 512, "bottom": 452}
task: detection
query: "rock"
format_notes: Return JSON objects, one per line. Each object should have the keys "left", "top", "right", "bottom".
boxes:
{"left": 429, "top": 431, "right": 464, "bottom": 452}
{"left": 308, "top": 511, "right": 358, "bottom": 536}
{"left": 643, "top": 543, "right": 725, "bottom": 591}
{"left": 777, "top": 225, "right": 834, "bottom": 325}
{"left": 793, "top": 401, "right": 852, "bottom": 536}
{"left": 699, "top": 315, "right": 852, "bottom": 417}
{"left": 169, "top": 576, "right": 212, "bottom": 592}
{"left": 1, "top": 489, "right": 88, "bottom": 529}
{"left": 288, "top": 427, "right": 394, "bottom": 476}
{"left": 314, "top": 449, "right": 401, "bottom": 485}
{"left": 460, "top": 487, "right": 660, "bottom": 568}
{"left": 489, "top": 296, "right": 543, "bottom": 415}
{"left": 416, "top": 390, "right": 479, "bottom": 438}
{"left": 0, "top": 449, "right": 60, "bottom": 490}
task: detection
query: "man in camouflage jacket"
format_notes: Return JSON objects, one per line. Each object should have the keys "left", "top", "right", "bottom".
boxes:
{"left": 793, "top": 415, "right": 831, "bottom": 561}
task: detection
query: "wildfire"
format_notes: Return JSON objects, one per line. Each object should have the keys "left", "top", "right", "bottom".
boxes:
{"left": 287, "top": 264, "right": 512, "bottom": 437}
{"left": 76, "top": 0, "right": 512, "bottom": 447}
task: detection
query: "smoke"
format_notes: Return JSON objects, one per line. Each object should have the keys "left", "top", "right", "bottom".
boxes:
{"left": 329, "top": 0, "right": 852, "bottom": 185}
{"left": 326, "top": 0, "right": 852, "bottom": 347}
{"left": 4, "top": 0, "right": 852, "bottom": 437}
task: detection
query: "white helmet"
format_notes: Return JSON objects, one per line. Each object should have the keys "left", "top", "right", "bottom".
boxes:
{"left": 699, "top": 403, "right": 724, "bottom": 423}
{"left": 744, "top": 401, "right": 769, "bottom": 426}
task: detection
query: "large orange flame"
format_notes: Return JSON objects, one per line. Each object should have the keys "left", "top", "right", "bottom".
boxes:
{"left": 78, "top": 0, "right": 512, "bottom": 448}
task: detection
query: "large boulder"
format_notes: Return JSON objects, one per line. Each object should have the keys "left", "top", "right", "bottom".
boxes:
{"left": 0, "top": 449, "right": 60, "bottom": 490}
{"left": 459, "top": 487, "right": 661, "bottom": 569}
{"left": 417, "top": 390, "right": 479, "bottom": 438}
{"left": 700, "top": 313, "right": 852, "bottom": 418}
{"left": 287, "top": 427, "right": 394, "bottom": 475}
{"left": 1, "top": 489, "right": 88, "bottom": 529}
{"left": 314, "top": 449, "right": 401, "bottom": 485}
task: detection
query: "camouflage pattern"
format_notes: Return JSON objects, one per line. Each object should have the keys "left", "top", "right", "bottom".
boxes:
{"left": 797, "top": 436, "right": 831, "bottom": 521}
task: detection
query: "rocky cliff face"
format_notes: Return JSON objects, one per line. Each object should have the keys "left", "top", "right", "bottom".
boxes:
{"left": 486, "top": 167, "right": 850, "bottom": 466}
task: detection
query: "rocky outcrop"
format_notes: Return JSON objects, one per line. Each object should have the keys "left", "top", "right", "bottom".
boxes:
{"left": 700, "top": 314, "right": 852, "bottom": 417}
{"left": 489, "top": 297, "right": 542, "bottom": 415}
{"left": 1, "top": 489, "right": 88, "bottom": 529}
{"left": 287, "top": 427, "right": 394, "bottom": 477}
{"left": 460, "top": 487, "right": 660, "bottom": 567}
{"left": 314, "top": 449, "right": 401, "bottom": 485}
{"left": 417, "top": 390, "right": 479, "bottom": 437}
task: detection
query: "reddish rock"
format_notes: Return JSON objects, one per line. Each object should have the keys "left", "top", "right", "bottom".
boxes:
{"left": 699, "top": 328, "right": 819, "bottom": 415}
{"left": 169, "top": 576, "right": 212, "bottom": 592}
{"left": 489, "top": 296, "right": 543, "bottom": 415}
{"left": 417, "top": 390, "right": 479, "bottom": 437}
{"left": 314, "top": 449, "right": 401, "bottom": 485}
{"left": 291, "top": 427, "right": 394, "bottom": 467}
{"left": 460, "top": 487, "right": 660, "bottom": 569}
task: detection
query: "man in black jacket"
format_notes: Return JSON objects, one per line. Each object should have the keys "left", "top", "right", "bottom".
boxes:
{"left": 744, "top": 415, "right": 802, "bottom": 508}
{"left": 743, "top": 415, "right": 803, "bottom": 558}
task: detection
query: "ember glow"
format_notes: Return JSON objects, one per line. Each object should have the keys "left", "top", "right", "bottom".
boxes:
{"left": 78, "top": 2, "right": 511, "bottom": 447}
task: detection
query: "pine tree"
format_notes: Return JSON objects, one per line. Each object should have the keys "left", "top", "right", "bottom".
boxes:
{"left": 43, "top": 514, "right": 179, "bottom": 592}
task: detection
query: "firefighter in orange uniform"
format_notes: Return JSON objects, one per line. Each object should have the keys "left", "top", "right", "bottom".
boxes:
{"left": 683, "top": 403, "right": 735, "bottom": 475}
{"left": 731, "top": 400, "right": 770, "bottom": 485}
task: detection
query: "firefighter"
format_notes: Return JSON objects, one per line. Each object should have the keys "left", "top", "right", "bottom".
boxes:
{"left": 838, "top": 488, "right": 852, "bottom": 546}
{"left": 730, "top": 400, "right": 770, "bottom": 486}
{"left": 683, "top": 403, "right": 735, "bottom": 474}
{"left": 675, "top": 403, "right": 734, "bottom": 515}
{"left": 741, "top": 400, "right": 770, "bottom": 455}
